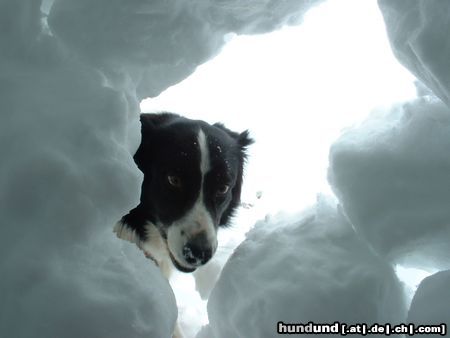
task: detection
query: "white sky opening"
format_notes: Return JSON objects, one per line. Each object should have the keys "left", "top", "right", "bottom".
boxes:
{"left": 141, "top": 0, "right": 423, "bottom": 333}
{"left": 141, "top": 0, "right": 416, "bottom": 217}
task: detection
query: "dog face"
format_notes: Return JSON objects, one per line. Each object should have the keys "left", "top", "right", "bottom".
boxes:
{"left": 134, "top": 113, "right": 253, "bottom": 272}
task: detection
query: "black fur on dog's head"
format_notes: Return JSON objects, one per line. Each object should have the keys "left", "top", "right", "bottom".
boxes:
{"left": 124, "top": 112, "right": 253, "bottom": 272}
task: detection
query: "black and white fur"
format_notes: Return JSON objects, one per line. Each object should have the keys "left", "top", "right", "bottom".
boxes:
{"left": 114, "top": 113, "right": 253, "bottom": 277}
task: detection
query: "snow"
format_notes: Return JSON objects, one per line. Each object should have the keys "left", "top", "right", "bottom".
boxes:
{"left": 407, "top": 270, "right": 450, "bottom": 331}
{"left": 395, "top": 265, "right": 438, "bottom": 309}
{"left": 1, "top": 0, "right": 329, "bottom": 336}
{"left": 203, "top": 197, "right": 405, "bottom": 338}
{"left": 1, "top": 1, "right": 177, "bottom": 337}
{"left": 3, "top": 0, "right": 450, "bottom": 337}
{"left": 1, "top": 238, "right": 177, "bottom": 337}
{"left": 47, "top": 0, "right": 324, "bottom": 99}
{"left": 378, "top": 0, "right": 450, "bottom": 107}
{"left": 328, "top": 96, "right": 450, "bottom": 270}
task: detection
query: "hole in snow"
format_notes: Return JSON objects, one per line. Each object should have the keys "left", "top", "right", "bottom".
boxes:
{"left": 140, "top": 0, "right": 417, "bottom": 334}
{"left": 395, "top": 265, "right": 435, "bottom": 308}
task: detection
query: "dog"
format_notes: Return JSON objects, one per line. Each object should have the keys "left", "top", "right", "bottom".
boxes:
{"left": 114, "top": 112, "right": 253, "bottom": 278}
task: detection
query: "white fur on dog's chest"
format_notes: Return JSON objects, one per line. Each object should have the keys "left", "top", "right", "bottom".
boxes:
{"left": 113, "top": 221, "right": 173, "bottom": 277}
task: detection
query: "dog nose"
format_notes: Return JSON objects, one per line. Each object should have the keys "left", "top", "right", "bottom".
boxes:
{"left": 182, "top": 233, "right": 214, "bottom": 266}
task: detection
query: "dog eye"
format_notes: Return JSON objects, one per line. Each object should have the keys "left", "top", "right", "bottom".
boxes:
{"left": 167, "top": 175, "right": 182, "bottom": 188}
{"left": 217, "top": 184, "right": 230, "bottom": 195}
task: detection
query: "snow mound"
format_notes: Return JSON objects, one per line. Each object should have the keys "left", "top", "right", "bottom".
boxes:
{"left": 205, "top": 197, "right": 405, "bottom": 338}
{"left": 47, "top": 0, "right": 324, "bottom": 98}
{"left": 328, "top": 97, "right": 450, "bottom": 270}
{"left": 407, "top": 270, "right": 450, "bottom": 336}
{"left": 378, "top": 0, "right": 450, "bottom": 106}
{"left": 1, "top": 237, "right": 177, "bottom": 338}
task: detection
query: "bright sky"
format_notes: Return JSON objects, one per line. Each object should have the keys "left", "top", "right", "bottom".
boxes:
{"left": 141, "top": 0, "right": 420, "bottom": 333}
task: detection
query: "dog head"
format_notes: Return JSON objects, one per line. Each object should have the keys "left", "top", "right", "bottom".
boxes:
{"left": 134, "top": 113, "right": 253, "bottom": 272}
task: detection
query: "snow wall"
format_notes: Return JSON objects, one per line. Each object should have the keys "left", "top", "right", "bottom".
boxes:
{"left": 0, "top": 0, "right": 449, "bottom": 337}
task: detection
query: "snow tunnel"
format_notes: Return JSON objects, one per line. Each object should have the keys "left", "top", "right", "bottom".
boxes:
{"left": 1, "top": 0, "right": 449, "bottom": 337}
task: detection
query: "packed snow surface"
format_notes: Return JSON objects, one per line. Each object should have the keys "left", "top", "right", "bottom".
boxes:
{"left": 47, "top": 0, "right": 324, "bottom": 99}
{"left": 407, "top": 270, "right": 450, "bottom": 334}
{"left": 0, "top": 1, "right": 178, "bottom": 336}
{"left": 2, "top": 0, "right": 450, "bottom": 337}
{"left": 0, "top": 0, "right": 326, "bottom": 337}
{"left": 379, "top": 0, "right": 450, "bottom": 106}
{"left": 328, "top": 96, "right": 450, "bottom": 270}
{"left": 204, "top": 197, "right": 405, "bottom": 338}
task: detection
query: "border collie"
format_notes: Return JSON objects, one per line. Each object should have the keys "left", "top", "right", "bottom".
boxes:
{"left": 114, "top": 113, "right": 253, "bottom": 277}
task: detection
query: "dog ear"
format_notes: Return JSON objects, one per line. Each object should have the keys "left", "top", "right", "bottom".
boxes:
{"left": 133, "top": 113, "right": 179, "bottom": 171}
{"left": 213, "top": 123, "right": 253, "bottom": 147}
{"left": 236, "top": 129, "right": 254, "bottom": 157}
{"left": 214, "top": 125, "right": 254, "bottom": 226}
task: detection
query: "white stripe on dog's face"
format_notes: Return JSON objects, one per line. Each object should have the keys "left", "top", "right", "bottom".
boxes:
{"left": 167, "top": 129, "right": 218, "bottom": 269}
{"left": 198, "top": 129, "right": 210, "bottom": 178}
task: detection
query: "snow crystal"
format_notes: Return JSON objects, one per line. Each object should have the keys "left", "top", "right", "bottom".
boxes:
{"left": 328, "top": 96, "right": 450, "bottom": 270}
{"left": 205, "top": 197, "right": 405, "bottom": 338}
